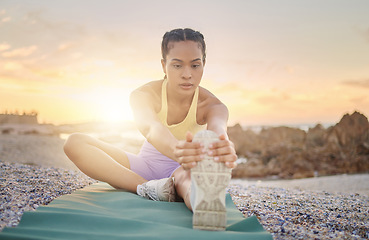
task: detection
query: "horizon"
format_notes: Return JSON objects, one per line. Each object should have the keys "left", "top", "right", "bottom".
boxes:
{"left": 1, "top": 109, "right": 359, "bottom": 130}
{"left": 1, "top": 1, "right": 369, "bottom": 126}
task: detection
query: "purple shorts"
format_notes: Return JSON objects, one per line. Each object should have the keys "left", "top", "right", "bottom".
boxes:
{"left": 126, "top": 140, "right": 181, "bottom": 181}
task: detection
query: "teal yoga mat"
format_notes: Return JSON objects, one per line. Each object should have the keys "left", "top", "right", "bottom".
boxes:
{"left": 1, "top": 182, "right": 273, "bottom": 240}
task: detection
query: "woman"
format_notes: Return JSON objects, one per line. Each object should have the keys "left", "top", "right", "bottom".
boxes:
{"left": 64, "top": 28, "right": 237, "bottom": 229}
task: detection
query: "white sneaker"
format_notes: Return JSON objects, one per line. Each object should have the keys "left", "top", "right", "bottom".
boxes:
{"left": 137, "top": 177, "right": 176, "bottom": 202}
{"left": 191, "top": 130, "right": 232, "bottom": 231}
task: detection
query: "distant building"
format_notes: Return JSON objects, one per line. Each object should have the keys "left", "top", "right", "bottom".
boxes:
{"left": 0, "top": 113, "right": 38, "bottom": 124}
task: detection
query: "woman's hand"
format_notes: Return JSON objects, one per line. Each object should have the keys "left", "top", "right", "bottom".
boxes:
{"left": 174, "top": 132, "right": 205, "bottom": 170}
{"left": 174, "top": 132, "right": 237, "bottom": 170}
{"left": 208, "top": 134, "right": 237, "bottom": 169}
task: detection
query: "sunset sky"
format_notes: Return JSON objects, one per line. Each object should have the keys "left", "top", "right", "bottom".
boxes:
{"left": 1, "top": 0, "right": 369, "bottom": 126}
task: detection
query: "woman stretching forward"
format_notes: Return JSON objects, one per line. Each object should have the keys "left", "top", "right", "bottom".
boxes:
{"left": 64, "top": 28, "right": 237, "bottom": 230}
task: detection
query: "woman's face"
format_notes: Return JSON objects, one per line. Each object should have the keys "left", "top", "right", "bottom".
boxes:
{"left": 161, "top": 40, "right": 205, "bottom": 95}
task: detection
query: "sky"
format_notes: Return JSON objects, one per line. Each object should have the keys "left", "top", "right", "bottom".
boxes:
{"left": 1, "top": 0, "right": 369, "bottom": 126}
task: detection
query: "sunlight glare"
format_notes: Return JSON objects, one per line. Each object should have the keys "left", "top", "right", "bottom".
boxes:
{"left": 90, "top": 87, "right": 133, "bottom": 123}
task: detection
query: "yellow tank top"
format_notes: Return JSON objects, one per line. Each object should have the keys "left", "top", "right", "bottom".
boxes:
{"left": 157, "top": 79, "right": 206, "bottom": 140}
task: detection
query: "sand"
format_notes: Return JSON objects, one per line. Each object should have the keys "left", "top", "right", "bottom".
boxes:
{"left": 232, "top": 174, "right": 369, "bottom": 197}
{"left": 0, "top": 134, "right": 78, "bottom": 170}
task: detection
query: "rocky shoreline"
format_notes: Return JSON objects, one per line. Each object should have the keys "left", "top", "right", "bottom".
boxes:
{"left": 229, "top": 111, "right": 369, "bottom": 179}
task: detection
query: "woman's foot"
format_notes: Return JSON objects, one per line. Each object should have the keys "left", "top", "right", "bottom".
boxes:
{"left": 190, "top": 130, "right": 232, "bottom": 231}
{"left": 137, "top": 177, "right": 176, "bottom": 202}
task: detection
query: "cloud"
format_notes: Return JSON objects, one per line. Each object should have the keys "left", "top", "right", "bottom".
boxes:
{"left": 2, "top": 61, "right": 23, "bottom": 71}
{"left": 284, "top": 65, "right": 295, "bottom": 74}
{"left": 3, "top": 7, "right": 88, "bottom": 52}
{"left": 0, "top": 43, "right": 11, "bottom": 51}
{"left": 365, "top": 27, "right": 369, "bottom": 43}
{"left": 2, "top": 45, "right": 38, "bottom": 57}
{"left": 341, "top": 79, "right": 369, "bottom": 88}
{"left": 356, "top": 26, "right": 369, "bottom": 44}
{"left": 349, "top": 96, "right": 368, "bottom": 104}
{"left": 1, "top": 16, "right": 10, "bottom": 22}
{"left": 57, "top": 42, "right": 74, "bottom": 51}
{"left": 0, "top": 9, "right": 10, "bottom": 23}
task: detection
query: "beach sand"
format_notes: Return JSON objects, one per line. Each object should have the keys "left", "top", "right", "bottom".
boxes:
{"left": 0, "top": 134, "right": 78, "bottom": 171}
{"left": 232, "top": 174, "right": 369, "bottom": 197}
{"left": 1, "top": 133, "right": 368, "bottom": 239}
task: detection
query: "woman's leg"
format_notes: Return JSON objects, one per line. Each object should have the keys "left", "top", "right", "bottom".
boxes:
{"left": 172, "top": 167, "right": 192, "bottom": 210}
{"left": 63, "top": 133, "right": 146, "bottom": 192}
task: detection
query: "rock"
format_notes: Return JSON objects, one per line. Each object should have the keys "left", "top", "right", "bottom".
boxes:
{"left": 227, "top": 123, "right": 246, "bottom": 154}
{"left": 230, "top": 111, "right": 369, "bottom": 179}
{"left": 228, "top": 124, "right": 259, "bottom": 156}
{"left": 259, "top": 126, "right": 306, "bottom": 147}
{"left": 306, "top": 124, "right": 326, "bottom": 148}
{"left": 320, "top": 111, "right": 369, "bottom": 174}
{"left": 232, "top": 158, "right": 266, "bottom": 178}
{"left": 333, "top": 111, "right": 369, "bottom": 148}
{"left": 357, "top": 142, "right": 369, "bottom": 155}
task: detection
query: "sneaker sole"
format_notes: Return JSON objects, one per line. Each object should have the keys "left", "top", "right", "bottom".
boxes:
{"left": 191, "top": 130, "right": 232, "bottom": 231}
{"left": 165, "top": 177, "right": 176, "bottom": 202}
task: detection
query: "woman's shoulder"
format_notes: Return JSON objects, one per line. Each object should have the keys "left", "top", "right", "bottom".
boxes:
{"left": 135, "top": 80, "right": 163, "bottom": 93}
{"left": 131, "top": 80, "right": 163, "bottom": 99}
{"left": 197, "top": 86, "right": 228, "bottom": 124}
{"left": 198, "top": 86, "right": 228, "bottom": 111}
{"left": 198, "top": 86, "right": 222, "bottom": 105}
{"left": 130, "top": 80, "right": 163, "bottom": 111}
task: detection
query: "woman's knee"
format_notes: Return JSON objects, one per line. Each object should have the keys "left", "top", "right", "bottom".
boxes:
{"left": 63, "top": 133, "right": 90, "bottom": 158}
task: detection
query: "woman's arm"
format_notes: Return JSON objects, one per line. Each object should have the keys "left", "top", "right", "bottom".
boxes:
{"left": 206, "top": 101, "right": 229, "bottom": 137}
{"left": 130, "top": 86, "right": 203, "bottom": 165}
{"left": 205, "top": 101, "right": 238, "bottom": 168}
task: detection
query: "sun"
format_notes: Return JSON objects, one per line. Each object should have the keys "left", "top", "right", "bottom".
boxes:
{"left": 100, "top": 100, "right": 133, "bottom": 123}
{"left": 91, "top": 87, "right": 134, "bottom": 123}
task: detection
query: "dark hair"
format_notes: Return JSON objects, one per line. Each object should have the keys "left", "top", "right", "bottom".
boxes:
{"left": 161, "top": 28, "right": 206, "bottom": 62}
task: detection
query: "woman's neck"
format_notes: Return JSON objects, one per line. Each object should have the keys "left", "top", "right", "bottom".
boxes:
{"left": 166, "top": 87, "right": 195, "bottom": 107}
